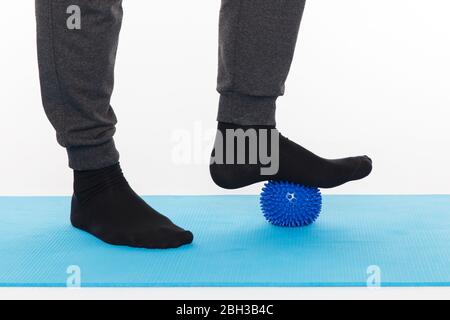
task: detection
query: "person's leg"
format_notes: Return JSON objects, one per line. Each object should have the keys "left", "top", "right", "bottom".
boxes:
{"left": 36, "top": 0, "right": 193, "bottom": 248}
{"left": 211, "top": 0, "right": 372, "bottom": 189}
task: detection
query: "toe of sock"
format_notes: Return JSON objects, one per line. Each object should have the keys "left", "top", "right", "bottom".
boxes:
{"left": 351, "top": 155, "right": 373, "bottom": 181}
{"left": 170, "top": 229, "right": 194, "bottom": 248}
{"left": 161, "top": 230, "right": 193, "bottom": 249}
{"left": 146, "top": 227, "right": 194, "bottom": 249}
{"left": 178, "top": 230, "right": 194, "bottom": 246}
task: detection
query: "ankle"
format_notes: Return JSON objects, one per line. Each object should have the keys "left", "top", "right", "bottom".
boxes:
{"left": 217, "top": 121, "right": 275, "bottom": 132}
{"left": 73, "top": 162, "right": 125, "bottom": 198}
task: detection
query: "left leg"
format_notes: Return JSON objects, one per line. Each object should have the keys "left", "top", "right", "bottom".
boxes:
{"left": 36, "top": 0, "right": 193, "bottom": 248}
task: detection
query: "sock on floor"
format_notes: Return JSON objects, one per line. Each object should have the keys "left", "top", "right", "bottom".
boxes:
{"left": 71, "top": 163, "right": 193, "bottom": 249}
{"left": 210, "top": 122, "right": 372, "bottom": 189}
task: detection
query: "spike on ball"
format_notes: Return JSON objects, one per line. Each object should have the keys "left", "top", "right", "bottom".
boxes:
{"left": 260, "top": 181, "right": 322, "bottom": 227}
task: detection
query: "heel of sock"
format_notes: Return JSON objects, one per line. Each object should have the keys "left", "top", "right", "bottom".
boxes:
{"left": 209, "top": 164, "right": 236, "bottom": 189}
{"left": 210, "top": 163, "right": 262, "bottom": 189}
{"left": 70, "top": 195, "right": 87, "bottom": 230}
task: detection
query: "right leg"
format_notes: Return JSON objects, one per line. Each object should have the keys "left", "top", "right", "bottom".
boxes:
{"left": 211, "top": 0, "right": 372, "bottom": 189}
{"left": 36, "top": 0, "right": 193, "bottom": 248}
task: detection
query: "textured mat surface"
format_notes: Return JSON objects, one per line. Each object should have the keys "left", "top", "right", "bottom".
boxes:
{"left": 0, "top": 195, "right": 449, "bottom": 287}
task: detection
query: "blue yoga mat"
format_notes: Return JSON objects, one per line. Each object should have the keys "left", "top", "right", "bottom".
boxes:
{"left": 0, "top": 195, "right": 449, "bottom": 287}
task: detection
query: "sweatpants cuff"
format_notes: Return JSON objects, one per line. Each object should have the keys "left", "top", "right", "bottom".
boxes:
{"left": 217, "top": 93, "right": 277, "bottom": 126}
{"left": 67, "top": 140, "right": 120, "bottom": 170}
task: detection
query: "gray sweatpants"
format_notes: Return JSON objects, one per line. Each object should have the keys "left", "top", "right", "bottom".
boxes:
{"left": 36, "top": 0, "right": 306, "bottom": 170}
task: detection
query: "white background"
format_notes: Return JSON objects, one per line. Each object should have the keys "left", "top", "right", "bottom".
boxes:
{"left": 2, "top": 287, "right": 450, "bottom": 300}
{"left": 1, "top": 0, "right": 449, "bottom": 196}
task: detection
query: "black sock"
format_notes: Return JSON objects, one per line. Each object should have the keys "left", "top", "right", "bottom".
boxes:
{"left": 210, "top": 122, "right": 372, "bottom": 189}
{"left": 71, "top": 163, "right": 193, "bottom": 249}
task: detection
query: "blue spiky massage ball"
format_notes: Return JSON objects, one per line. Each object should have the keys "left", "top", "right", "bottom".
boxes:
{"left": 260, "top": 181, "right": 322, "bottom": 227}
